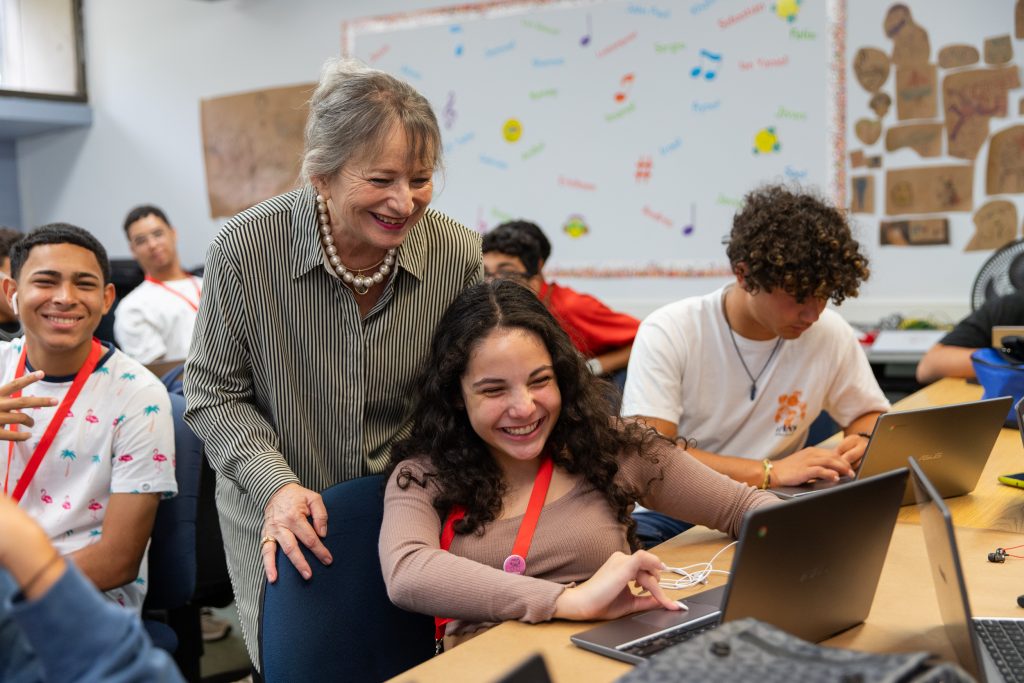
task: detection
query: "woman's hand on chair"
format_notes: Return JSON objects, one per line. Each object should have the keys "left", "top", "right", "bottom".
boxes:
{"left": 261, "top": 483, "right": 332, "bottom": 583}
{"left": 553, "top": 550, "right": 680, "bottom": 621}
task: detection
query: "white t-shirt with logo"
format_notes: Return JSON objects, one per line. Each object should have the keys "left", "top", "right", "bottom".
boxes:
{"left": 1, "top": 340, "right": 177, "bottom": 611}
{"left": 621, "top": 286, "right": 890, "bottom": 461}
{"left": 113, "top": 276, "right": 202, "bottom": 364}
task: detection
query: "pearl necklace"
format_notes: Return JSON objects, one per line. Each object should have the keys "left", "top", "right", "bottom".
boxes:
{"left": 317, "top": 194, "right": 396, "bottom": 296}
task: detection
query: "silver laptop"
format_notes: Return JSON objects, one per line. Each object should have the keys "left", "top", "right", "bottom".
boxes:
{"left": 773, "top": 397, "right": 1011, "bottom": 505}
{"left": 910, "top": 457, "right": 1024, "bottom": 682}
{"left": 570, "top": 468, "right": 908, "bottom": 665}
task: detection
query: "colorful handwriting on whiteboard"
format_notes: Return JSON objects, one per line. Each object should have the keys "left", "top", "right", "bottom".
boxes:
{"left": 635, "top": 156, "right": 653, "bottom": 182}
{"left": 580, "top": 14, "right": 592, "bottom": 46}
{"left": 443, "top": 92, "right": 456, "bottom": 130}
{"left": 753, "top": 126, "right": 781, "bottom": 154}
{"left": 450, "top": 25, "right": 464, "bottom": 57}
{"left": 691, "top": 49, "right": 722, "bottom": 80}
{"left": 614, "top": 73, "right": 635, "bottom": 103}
{"left": 563, "top": 214, "right": 590, "bottom": 238}
{"left": 683, "top": 204, "right": 696, "bottom": 236}
{"left": 773, "top": 0, "right": 802, "bottom": 23}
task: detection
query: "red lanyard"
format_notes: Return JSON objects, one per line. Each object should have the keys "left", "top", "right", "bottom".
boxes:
{"left": 3, "top": 339, "right": 104, "bottom": 501}
{"left": 144, "top": 275, "right": 201, "bottom": 312}
{"left": 434, "top": 455, "right": 554, "bottom": 645}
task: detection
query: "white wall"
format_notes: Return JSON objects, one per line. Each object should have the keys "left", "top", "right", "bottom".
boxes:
{"left": 16, "top": 0, "right": 446, "bottom": 266}
{"left": 14, "top": 0, "right": 993, "bottom": 325}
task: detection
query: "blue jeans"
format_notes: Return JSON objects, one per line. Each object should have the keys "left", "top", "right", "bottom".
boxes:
{"left": 632, "top": 510, "right": 694, "bottom": 549}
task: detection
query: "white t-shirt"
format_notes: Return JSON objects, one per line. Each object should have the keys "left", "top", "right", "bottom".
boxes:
{"left": 1, "top": 340, "right": 177, "bottom": 611}
{"left": 113, "top": 276, "right": 202, "bottom": 364}
{"left": 621, "top": 286, "right": 890, "bottom": 461}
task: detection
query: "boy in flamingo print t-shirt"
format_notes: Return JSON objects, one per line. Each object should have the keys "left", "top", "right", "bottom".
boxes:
{"left": 0, "top": 223, "right": 176, "bottom": 612}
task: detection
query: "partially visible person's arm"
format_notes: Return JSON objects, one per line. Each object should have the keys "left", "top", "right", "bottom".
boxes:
{"left": 633, "top": 415, "right": 857, "bottom": 488}
{"left": 915, "top": 344, "right": 977, "bottom": 384}
{"left": 0, "top": 495, "right": 183, "bottom": 683}
{"left": 69, "top": 492, "right": 160, "bottom": 590}
{"left": 833, "top": 411, "right": 884, "bottom": 466}
{"left": 592, "top": 344, "right": 632, "bottom": 375}
{"left": 184, "top": 239, "right": 330, "bottom": 582}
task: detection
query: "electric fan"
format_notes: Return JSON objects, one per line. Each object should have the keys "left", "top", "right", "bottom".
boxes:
{"left": 970, "top": 238, "right": 1024, "bottom": 311}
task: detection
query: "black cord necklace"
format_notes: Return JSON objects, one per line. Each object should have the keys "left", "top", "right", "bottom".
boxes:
{"left": 722, "top": 291, "right": 784, "bottom": 401}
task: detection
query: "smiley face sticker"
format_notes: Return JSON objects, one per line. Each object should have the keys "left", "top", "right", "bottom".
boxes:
{"left": 502, "top": 118, "right": 522, "bottom": 143}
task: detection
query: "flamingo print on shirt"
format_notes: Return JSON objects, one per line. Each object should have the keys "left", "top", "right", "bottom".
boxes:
{"left": 152, "top": 449, "right": 168, "bottom": 471}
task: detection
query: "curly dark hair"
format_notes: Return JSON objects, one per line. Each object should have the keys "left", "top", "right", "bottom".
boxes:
{"left": 481, "top": 222, "right": 544, "bottom": 277}
{"left": 725, "top": 185, "right": 869, "bottom": 305}
{"left": 388, "top": 279, "right": 657, "bottom": 549}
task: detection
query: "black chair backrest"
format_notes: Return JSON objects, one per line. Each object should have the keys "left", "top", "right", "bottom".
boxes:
{"left": 260, "top": 474, "right": 435, "bottom": 682}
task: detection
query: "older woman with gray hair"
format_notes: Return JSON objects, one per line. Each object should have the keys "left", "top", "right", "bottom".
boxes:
{"left": 183, "top": 58, "right": 482, "bottom": 664}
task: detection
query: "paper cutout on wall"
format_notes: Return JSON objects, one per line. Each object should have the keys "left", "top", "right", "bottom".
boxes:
{"left": 984, "top": 35, "right": 1013, "bottom": 65}
{"left": 853, "top": 47, "right": 890, "bottom": 92}
{"left": 1020, "top": 97, "right": 1024, "bottom": 115}
{"left": 895, "top": 64, "right": 937, "bottom": 120}
{"left": 943, "top": 65, "right": 1021, "bottom": 160}
{"left": 938, "top": 44, "right": 980, "bottom": 69}
{"left": 870, "top": 92, "right": 891, "bottom": 118}
{"left": 880, "top": 218, "right": 949, "bottom": 245}
{"left": 986, "top": 125, "right": 1024, "bottom": 195}
{"left": 866, "top": 155, "right": 883, "bottom": 168}
{"left": 965, "top": 200, "right": 1018, "bottom": 251}
{"left": 850, "top": 149, "right": 866, "bottom": 168}
{"left": 1018, "top": 0, "right": 1024, "bottom": 39}
{"left": 855, "top": 118, "right": 882, "bottom": 145}
{"left": 200, "top": 83, "right": 313, "bottom": 219}
{"left": 885, "top": 5, "right": 930, "bottom": 66}
{"left": 885, "top": 123, "right": 943, "bottom": 157}
{"left": 850, "top": 176, "right": 875, "bottom": 213}
{"left": 886, "top": 165, "right": 973, "bottom": 215}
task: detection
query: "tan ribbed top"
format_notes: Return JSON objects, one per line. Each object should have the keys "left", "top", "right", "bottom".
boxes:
{"left": 379, "top": 435, "right": 776, "bottom": 636}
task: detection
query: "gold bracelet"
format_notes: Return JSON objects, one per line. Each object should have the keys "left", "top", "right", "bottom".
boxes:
{"left": 760, "top": 458, "right": 773, "bottom": 490}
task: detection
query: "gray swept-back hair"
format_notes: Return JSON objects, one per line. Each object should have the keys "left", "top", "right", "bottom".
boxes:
{"left": 301, "top": 58, "right": 442, "bottom": 182}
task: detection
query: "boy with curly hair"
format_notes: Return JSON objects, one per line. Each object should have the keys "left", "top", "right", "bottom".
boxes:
{"left": 622, "top": 185, "right": 889, "bottom": 546}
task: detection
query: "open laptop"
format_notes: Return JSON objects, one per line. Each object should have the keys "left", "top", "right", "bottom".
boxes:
{"left": 909, "top": 457, "right": 1024, "bottom": 682}
{"left": 773, "top": 396, "right": 1011, "bottom": 505}
{"left": 570, "top": 468, "right": 908, "bottom": 665}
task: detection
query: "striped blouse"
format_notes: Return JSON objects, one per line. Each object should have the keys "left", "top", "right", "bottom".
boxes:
{"left": 183, "top": 184, "right": 482, "bottom": 662}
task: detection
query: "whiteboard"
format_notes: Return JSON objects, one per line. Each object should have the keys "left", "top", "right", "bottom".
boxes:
{"left": 345, "top": 0, "right": 838, "bottom": 288}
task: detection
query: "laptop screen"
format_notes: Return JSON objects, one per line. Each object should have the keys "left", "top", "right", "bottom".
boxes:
{"left": 908, "top": 457, "right": 983, "bottom": 679}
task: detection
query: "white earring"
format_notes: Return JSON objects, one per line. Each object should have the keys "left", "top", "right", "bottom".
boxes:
{"left": 11, "top": 292, "right": 18, "bottom": 315}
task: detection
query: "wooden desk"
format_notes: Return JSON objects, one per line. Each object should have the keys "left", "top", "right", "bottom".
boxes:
{"left": 392, "top": 378, "right": 1024, "bottom": 683}
{"left": 393, "top": 524, "right": 1024, "bottom": 683}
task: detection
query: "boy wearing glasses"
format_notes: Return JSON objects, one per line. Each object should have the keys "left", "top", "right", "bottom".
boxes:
{"left": 114, "top": 205, "right": 201, "bottom": 365}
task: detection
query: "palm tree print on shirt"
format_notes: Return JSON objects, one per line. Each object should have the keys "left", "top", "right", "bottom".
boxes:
{"left": 143, "top": 404, "right": 160, "bottom": 432}
{"left": 117, "top": 372, "right": 136, "bottom": 396}
{"left": 60, "top": 449, "right": 76, "bottom": 477}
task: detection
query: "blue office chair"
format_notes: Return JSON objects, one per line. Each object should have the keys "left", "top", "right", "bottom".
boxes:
{"left": 143, "top": 391, "right": 204, "bottom": 682}
{"left": 260, "top": 475, "right": 435, "bottom": 682}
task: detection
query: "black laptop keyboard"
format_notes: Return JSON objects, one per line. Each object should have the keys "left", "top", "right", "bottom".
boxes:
{"left": 619, "top": 618, "right": 722, "bottom": 659}
{"left": 975, "top": 618, "right": 1024, "bottom": 682}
